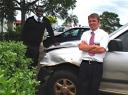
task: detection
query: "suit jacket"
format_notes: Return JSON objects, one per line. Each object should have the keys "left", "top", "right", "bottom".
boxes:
{"left": 21, "top": 16, "right": 55, "bottom": 47}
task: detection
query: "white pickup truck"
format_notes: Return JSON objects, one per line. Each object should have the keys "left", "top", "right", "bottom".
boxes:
{"left": 38, "top": 23, "right": 128, "bottom": 95}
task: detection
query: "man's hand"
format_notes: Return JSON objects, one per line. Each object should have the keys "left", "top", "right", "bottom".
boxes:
{"left": 79, "top": 41, "right": 100, "bottom": 52}
{"left": 78, "top": 41, "right": 88, "bottom": 51}
{"left": 88, "top": 45, "right": 105, "bottom": 53}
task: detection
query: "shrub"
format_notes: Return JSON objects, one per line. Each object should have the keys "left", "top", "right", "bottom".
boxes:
{"left": 0, "top": 31, "right": 21, "bottom": 41}
{"left": 0, "top": 41, "right": 39, "bottom": 95}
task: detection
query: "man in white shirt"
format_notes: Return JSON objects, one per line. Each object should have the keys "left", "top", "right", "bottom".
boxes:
{"left": 77, "top": 13, "right": 109, "bottom": 95}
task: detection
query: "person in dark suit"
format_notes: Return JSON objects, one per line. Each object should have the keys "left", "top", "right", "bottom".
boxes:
{"left": 21, "top": 6, "right": 55, "bottom": 67}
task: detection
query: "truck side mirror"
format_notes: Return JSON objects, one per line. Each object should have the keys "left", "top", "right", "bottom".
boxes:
{"left": 108, "top": 39, "right": 123, "bottom": 52}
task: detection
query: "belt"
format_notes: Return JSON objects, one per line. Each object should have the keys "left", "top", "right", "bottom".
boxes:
{"left": 82, "top": 60, "right": 103, "bottom": 64}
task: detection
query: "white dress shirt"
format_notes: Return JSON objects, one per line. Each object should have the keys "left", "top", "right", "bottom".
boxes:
{"left": 80, "top": 28, "right": 109, "bottom": 62}
{"left": 34, "top": 15, "right": 43, "bottom": 22}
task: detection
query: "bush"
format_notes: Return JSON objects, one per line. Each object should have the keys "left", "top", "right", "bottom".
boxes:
{"left": 0, "top": 31, "right": 21, "bottom": 41}
{"left": 0, "top": 41, "right": 39, "bottom": 95}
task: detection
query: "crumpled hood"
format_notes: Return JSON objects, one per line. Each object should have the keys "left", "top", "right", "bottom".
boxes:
{"left": 40, "top": 43, "right": 81, "bottom": 67}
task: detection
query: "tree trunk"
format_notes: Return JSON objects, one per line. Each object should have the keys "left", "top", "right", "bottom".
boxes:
{"left": 0, "top": 18, "right": 4, "bottom": 40}
{"left": 21, "top": 0, "right": 26, "bottom": 28}
{"left": 7, "top": 20, "right": 13, "bottom": 32}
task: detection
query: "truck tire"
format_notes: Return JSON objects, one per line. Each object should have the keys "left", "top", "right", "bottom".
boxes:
{"left": 47, "top": 70, "right": 78, "bottom": 95}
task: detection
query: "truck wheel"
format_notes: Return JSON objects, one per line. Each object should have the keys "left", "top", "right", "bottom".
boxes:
{"left": 47, "top": 70, "right": 78, "bottom": 95}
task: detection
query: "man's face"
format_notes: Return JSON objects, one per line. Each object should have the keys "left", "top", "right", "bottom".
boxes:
{"left": 36, "top": 7, "right": 43, "bottom": 17}
{"left": 88, "top": 17, "right": 100, "bottom": 31}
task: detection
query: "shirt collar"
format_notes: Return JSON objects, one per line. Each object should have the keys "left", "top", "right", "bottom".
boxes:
{"left": 34, "top": 15, "right": 43, "bottom": 22}
{"left": 90, "top": 28, "right": 100, "bottom": 34}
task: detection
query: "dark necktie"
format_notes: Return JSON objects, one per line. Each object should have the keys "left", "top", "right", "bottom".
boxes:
{"left": 89, "top": 32, "right": 95, "bottom": 56}
{"left": 38, "top": 17, "right": 41, "bottom": 22}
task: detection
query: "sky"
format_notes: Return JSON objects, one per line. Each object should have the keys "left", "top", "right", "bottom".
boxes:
{"left": 16, "top": 0, "right": 128, "bottom": 26}
{"left": 72, "top": 0, "right": 128, "bottom": 26}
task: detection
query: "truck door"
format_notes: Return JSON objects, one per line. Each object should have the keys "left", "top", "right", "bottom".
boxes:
{"left": 100, "top": 30, "right": 128, "bottom": 94}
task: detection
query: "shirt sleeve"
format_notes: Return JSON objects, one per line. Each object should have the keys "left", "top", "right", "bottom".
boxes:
{"left": 100, "top": 33, "right": 109, "bottom": 51}
{"left": 80, "top": 32, "right": 87, "bottom": 42}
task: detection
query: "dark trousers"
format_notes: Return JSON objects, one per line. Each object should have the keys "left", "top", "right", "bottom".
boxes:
{"left": 25, "top": 45, "right": 40, "bottom": 67}
{"left": 77, "top": 60, "right": 103, "bottom": 95}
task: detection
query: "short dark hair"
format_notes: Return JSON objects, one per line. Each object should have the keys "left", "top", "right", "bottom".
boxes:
{"left": 35, "top": 6, "right": 43, "bottom": 12}
{"left": 88, "top": 13, "right": 100, "bottom": 21}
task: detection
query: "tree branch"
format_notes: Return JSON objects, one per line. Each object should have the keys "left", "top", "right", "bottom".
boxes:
{"left": 26, "top": 0, "right": 40, "bottom": 8}
{"left": 14, "top": 0, "right": 20, "bottom": 6}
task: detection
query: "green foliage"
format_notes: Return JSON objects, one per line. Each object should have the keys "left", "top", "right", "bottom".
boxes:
{"left": 0, "top": 41, "right": 39, "bottom": 95}
{"left": 0, "top": 0, "right": 16, "bottom": 31}
{"left": 63, "top": 14, "right": 78, "bottom": 26}
{"left": 0, "top": 0, "right": 76, "bottom": 29}
{"left": 0, "top": 0, "right": 16, "bottom": 21}
{"left": 100, "top": 11, "right": 122, "bottom": 33}
{"left": 15, "top": 25, "right": 22, "bottom": 32}
{"left": 47, "top": 16, "right": 57, "bottom": 24}
{"left": 42, "top": 0, "right": 76, "bottom": 19}
{"left": 0, "top": 31, "right": 21, "bottom": 41}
